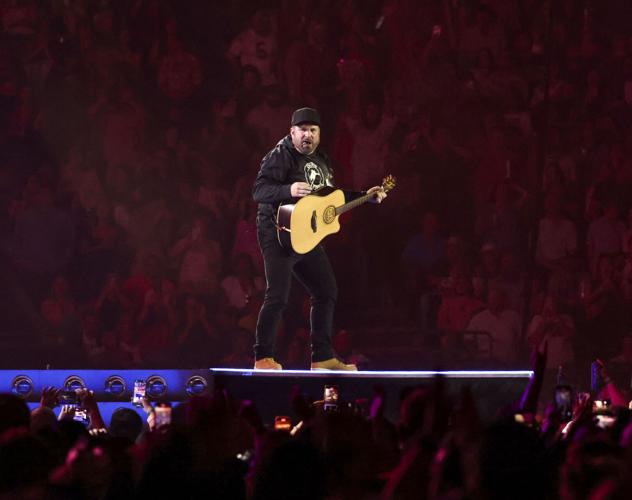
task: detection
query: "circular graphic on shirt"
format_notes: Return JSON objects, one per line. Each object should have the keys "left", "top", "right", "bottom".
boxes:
{"left": 304, "top": 161, "right": 326, "bottom": 190}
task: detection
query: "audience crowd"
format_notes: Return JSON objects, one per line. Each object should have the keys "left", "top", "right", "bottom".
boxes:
{"left": 0, "top": 0, "right": 632, "bottom": 383}
{"left": 0, "top": 350, "right": 631, "bottom": 499}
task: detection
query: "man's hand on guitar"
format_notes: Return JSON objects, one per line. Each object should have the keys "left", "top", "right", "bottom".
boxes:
{"left": 291, "top": 182, "right": 312, "bottom": 198}
{"left": 367, "top": 186, "right": 387, "bottom": 203}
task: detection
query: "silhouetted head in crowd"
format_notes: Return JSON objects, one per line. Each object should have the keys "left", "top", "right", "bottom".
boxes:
{"left": 0, "top": 394, "right": 30, "bottom": 434}
{"left": 30, "top": 407, "right": 57, "bottom": 434}
{"left": 253, "top": 440, "right": 326, "bottom": 500}
{"left": 0, "top": 431, "right": 52, "bottom": 495}
{"left": 109, "top": 408, "right": 143, "bottom": 443}
{"left": 561, "top": 438, "right": 622, "bottom": 500}
{"left": 479, "top": 421, "right": 549, "bottom": 500}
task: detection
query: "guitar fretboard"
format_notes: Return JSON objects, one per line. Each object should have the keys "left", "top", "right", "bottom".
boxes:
{"left": 335, "top": 192, "right": 375, "bottom": 216}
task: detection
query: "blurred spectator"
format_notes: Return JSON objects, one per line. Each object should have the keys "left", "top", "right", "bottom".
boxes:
{"left": 579, "top": 255, "right": 626, "bottom": 360}
{"left": 401, "top": 211, "right": 446, "bottom": 326}
{"left": 283, "top": 21, "right": 338, "bottom": 108}
{"left": 219, "top": 328, "right": 254, "bottom": 368}
{"left": 235, "top": 65, "right": 263, "bottom": 119}
{"left": 458, "top": 6, "right": 505, "bottom": 63}
{"left": 227, "top": 9, "right": 278, "bottom": 86}
{"left": 158, "top": 36, "right": 202, "bottom": 102}
{"left": 135, "top": 279, "right": 177, "bottom": 357}
{"left": 176, "top": 295, "right": 217, "bottom": 366}
{"left": 114, "top": 184, "right": 173, "bottom": 254}
{"left": 221, "top": 253, "right": 264, "bottom": 324}
{"left": 40, "top": 275, "right": 79, "bottom": 342}
{"left": 13, "top": 185, "right": 75, "bottom": 303}
{"left": 231, "top": 197, "right": 262, "bottom": 271}
{"left": 587, "top": 200, "right": 625, "bottom": 272}
{"left": 283, "top": 327, "right": 311, "bottom": 370}
{"left": 122, "top": 250, "right": 162, "bottom": 312}
{"left": 467, "top": 288, "right": 522, "bottom": 364}
{"left": 476, "top": 180, "right": 528, "bottom": 253}
{"left": 536, "top": 192, "right": 578, "bottom": 272}
{"left": 437, "top": 272, "right": 486, "bottom": 352}
{"left": 92, "top": 83, "right": 146, "bottom": 170}
{"left": 169, "top": 216, "right": 222, "bottom": 296}
{"left": 401, "top": 211, "right": 445, "bottom": 289}
{"left": 245, "top": 84, "right": 293, "bottom": 150}
{"left": 80, "top": 308, "right": 105, "bottom": 365}
{"left": 96, "top": 273, "right": 129, "bottom": 334}
{"left": 489, "top": 250, "right": 526, "bottom": 314}
{"left": 340, "top": 99, "right": 396, "bottom": 190}
{"left": 527, "top": 295, "right": 575, "bottom": 371}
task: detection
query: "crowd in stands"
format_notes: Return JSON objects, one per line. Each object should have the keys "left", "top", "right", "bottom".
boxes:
{"left": 0, "top": 0, "right": 632, "bottom": 382}
{"left": 0, "top": 350, "right": 631, "bottom": 499}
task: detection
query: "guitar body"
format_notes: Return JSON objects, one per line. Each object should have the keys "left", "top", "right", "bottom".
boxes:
{"left": 277, "top": 187, "right": 345, "bottom": 254}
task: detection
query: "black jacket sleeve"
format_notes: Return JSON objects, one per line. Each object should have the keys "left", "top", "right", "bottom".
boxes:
{"left": 252, "top": 147, "right": 293, "bottom": 203}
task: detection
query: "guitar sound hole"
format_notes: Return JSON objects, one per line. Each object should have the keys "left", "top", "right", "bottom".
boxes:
{"left": 311, "top": 211, "right": 317, "bottom": 232}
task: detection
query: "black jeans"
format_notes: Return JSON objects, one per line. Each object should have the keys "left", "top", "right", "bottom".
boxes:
{"left": 254, "top": 225, "right": 337, "bottom": 362}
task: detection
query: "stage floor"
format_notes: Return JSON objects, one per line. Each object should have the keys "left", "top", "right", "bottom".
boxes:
{"left": 211, "top": 368, "right": 533, "bottom": 378}
{"left": 2, "top": 368, "right": 534, "bottom": 425}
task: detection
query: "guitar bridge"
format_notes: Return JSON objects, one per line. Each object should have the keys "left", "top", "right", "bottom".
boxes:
{"left": 310, "top": 211, "right": 317, "bottom": 233}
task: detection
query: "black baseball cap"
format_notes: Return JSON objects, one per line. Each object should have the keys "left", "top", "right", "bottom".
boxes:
{"left": 291, "top": 107, "right": 321, "bottom": 127}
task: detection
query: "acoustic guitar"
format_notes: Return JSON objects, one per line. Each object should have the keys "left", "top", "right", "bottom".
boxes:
{"left": 276, "top": 175, "right": 396, "bottom": 254}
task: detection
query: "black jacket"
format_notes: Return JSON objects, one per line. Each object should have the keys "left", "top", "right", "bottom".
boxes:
{"left": 253, "top": 135, "right": 360, "bottom": 230}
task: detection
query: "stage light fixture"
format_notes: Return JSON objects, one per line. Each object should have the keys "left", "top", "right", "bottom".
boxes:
{"left": 185, "top": 375, "right": 208, "bottom": 396}
{"left": 63, "top": 375, "right": 87, "bottom": 392}
{"left": 104, "top": 375, "right": 126, "bottom": 397}
{"left": 11, "top": 375, "right": 34, "bottom": 398}
{"left": 146, "top": 375, "right": 167, "bottom": 399}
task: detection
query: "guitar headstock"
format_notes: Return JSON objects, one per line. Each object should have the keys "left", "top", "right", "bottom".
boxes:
{"left": 381, "top": 174, "right": 397, "bottom": 193}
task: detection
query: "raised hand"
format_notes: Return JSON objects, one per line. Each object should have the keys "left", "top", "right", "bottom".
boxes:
{"left": 40, "top": 386, "right": 60, "bottom": 409}
{"left": 77, "top": 389, "right": 106, "bottom": 430}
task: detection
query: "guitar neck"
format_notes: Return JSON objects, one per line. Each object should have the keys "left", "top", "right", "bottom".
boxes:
{"left": 335, "top": 191, "right": 375, "bottom": 216}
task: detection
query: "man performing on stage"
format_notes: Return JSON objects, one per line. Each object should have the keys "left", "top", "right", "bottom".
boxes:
{"left": 252, "top": 107, "right": 387, "bottom": 370}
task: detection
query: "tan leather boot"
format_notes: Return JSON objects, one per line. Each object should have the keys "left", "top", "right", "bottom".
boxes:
{"left": 254, "top": 358, "right": 283, "bottom": 370}
{"left": 311, "top": 358, "right": 357, "bottom": 371}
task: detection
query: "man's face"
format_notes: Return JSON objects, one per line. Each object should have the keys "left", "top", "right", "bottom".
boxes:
{"left": 290, "top": 124, "right": 320, "bottom": 155}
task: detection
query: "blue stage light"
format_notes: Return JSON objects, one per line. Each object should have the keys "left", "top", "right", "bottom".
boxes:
{"left": 63, "top": 375, "right": 87, "bottom": 392}
{"left": 185, "top": 375, "right": 208, "bottom": 396}
{"left": 104, "top": 375, "right": 126, "bottom": 397}
{"left": 146, "top": 375, "right": 167, "bottom": 399}
{"left": 11, "top": 375, "right": 34, "bottom": 398}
